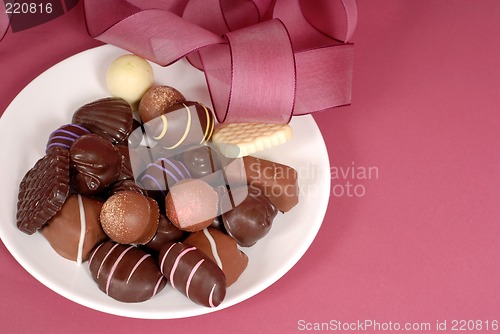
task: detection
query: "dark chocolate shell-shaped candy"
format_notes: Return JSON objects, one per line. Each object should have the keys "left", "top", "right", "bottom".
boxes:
{"left": 46, "top": 123, "right": 90, "bottom": 154}
{"left": 16, "top": 147, "right": 70, "bottom": 234}
{"left": 159, "top": 242, "right": 226, "bottom": 308}
{"left": 69, "top": 134, "right": 122, "bottom": 195}
{"left": 72, "top": 97, "right": 133, "bottom": 145}
{"left": 89, "top": 241, "right": 167, "bottom": 303}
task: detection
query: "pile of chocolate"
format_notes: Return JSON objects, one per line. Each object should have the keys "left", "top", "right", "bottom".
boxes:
{"left": 16, "top": 86, "right": 299, "bottom": 308}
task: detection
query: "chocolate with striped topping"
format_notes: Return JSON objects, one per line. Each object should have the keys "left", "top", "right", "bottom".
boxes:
{"left": 45, "top": 123, "right": 90, "bottom": 154}
{"left": 89, "top": 241, "right": 167, "bottom": 303}
{"left": 158, "top": 242, "right": 226, "bottom": 308}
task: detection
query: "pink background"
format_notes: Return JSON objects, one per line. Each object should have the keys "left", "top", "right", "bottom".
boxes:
{"left": 1, "top": 1, "right": 499, "bottom": 333}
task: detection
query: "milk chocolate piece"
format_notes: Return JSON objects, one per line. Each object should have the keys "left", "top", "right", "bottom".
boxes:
{"left": 242, "top": 156, "right": 299, "bottom": 212}
{"left": 100, "top": 191, "right": 159, "bottom": 245}
{"left": 46, "top": 123, "right": 90, "bottom": 154}
{"left": 69, "top": 134, "right": 122, "bottom": 195}
{"left": 185, "top": 228, "right": 248, "bottom": 286}
{"left": 89, "top": 241, "right": 167, "bottom": 303}
{"left": 41, "top": 194, "right": 107, "bottom": 263}
{"left": 17, "top": 148, "right": 70, "bottom": 234}
{"left": 165, "top": 179, "right": 219, "bottom": 232}
{"left": 143, "top": 214, "right": 187, "bottom": 256}
{"left": 159, "top": 242, "right": 226, "bottom": 307}
{"left": 72, "top": 97, "right": 133, "bottom": 145}
{"left": 138, "top": 86, "right": 186, "bottom": 123}
{"left": 144, "top": 101, "right": 214, "bottom": 151}
{"left": 222, "top": 185, "right": 278, "bottom": 247}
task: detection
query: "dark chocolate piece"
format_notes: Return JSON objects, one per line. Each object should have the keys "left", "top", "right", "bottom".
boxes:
{"left": 89, "top": 241, "right": 167, "bottom": 303}
{"left": 143, "top": 214, "right": 187, "bottom": 256}
{"left": 138, "top": 86, "right": 186, "bottom": 123}
{"left": 221, "top": 185, "right": 278, "bottom": 247}
{"left": 185, "top": 228, "right": 248, "bottom": 286}
{"left": 165, "top": 179, "right": 219, "bottom": 232}
{"left": 100, "top": 191, "right": 159, "bottom": 245}
{"left": 41, "top": 194, "right": 107, "bottom": 263}
{"left": 46, "top": 123, "right": 90, "bottom": 154}
{"left": 107, "top": 179, "right": 146, "bottom": 197}
{"left": 177, "top": 146, "right": 221, "bottom": 179}
{"left": 72, "top": 97, "right": 133, "bottom": 145}
{"left": 69, "top": 134, "right": 122, "bottom": 195}
{"left": 17, "top": 148, "right": 70, "bottom": 234}
{"left": 158, "top": 242, "right": 226, "bottom": 307}
{"left": 140, "top": 158, "right": 191, "bottom": 195}
{"left": 143, "top": 101, "right": 214, "bottom": 151}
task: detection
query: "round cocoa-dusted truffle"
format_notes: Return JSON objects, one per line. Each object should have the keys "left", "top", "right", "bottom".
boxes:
{"left": 138, "top": 85, "right": 186, "bottom": 123}
{"left": 185, "top": 228, "right": 248, "bottom": 286}
{"left": 100, "top": 191, "right": 159, "bottom": 245}
{"left": 41, "top": 194, "right": 107, "bottom": 264}
{"left": 89, "top": 241, "right": 167, "bottom": 303}
{"left": 165, "top": 179, "right": 219, "bottom": 232}
{"left": 69, "top": 134, "right": 122, "bottom": 195}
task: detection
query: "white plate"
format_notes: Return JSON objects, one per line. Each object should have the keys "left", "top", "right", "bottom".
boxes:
{"left": 0, "top": 45, "right": 330, "bottom": 319}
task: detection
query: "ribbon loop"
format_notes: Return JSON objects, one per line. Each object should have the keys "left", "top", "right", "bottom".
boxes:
{"left": 80, "top": 0, "right": 357, "bottom": 123}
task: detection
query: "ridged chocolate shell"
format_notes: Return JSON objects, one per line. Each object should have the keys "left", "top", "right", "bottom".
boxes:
{"left": 16, "top": 148, "right": 70, "bottom": 234}
{"left": 72, "top": 97, "right": 133, "bottom": 145}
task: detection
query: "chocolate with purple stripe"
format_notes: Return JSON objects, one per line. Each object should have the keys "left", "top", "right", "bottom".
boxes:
{"left": 46, "top": 123, "right": 90, "bottom": 154}
{"left": 140, "top": 158, "right": 191, "bottom": 195}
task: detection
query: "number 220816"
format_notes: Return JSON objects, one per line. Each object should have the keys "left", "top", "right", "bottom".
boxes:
{"left": 5, "top": 2, "right": 53, "bottom": 14}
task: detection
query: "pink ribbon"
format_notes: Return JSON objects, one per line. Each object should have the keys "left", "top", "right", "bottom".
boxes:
{"left": 92, "top": 1, "right": 359, "bottom": 123}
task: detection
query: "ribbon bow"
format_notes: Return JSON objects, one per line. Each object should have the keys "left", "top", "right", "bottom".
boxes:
{"left": 78, "top": 1, "right": 359, "bottom": 123}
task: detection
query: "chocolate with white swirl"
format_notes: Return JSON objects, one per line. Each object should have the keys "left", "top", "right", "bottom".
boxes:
{"left": 144, "top": 101, "right": 214, "bottom": 150}
{"left": 72, "top": 97, "right": 133, "bottom": 145}
{"left": 89, "top": 241, "right": 167, "bottom": 303}
{"left": 46, "top": 124, "right": 90, "bottom": 154}
{"left": 158, "top": 242, "right": 226, "bottom": 308}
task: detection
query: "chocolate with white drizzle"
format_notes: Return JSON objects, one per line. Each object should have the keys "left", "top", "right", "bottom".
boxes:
{"left": 184, "top": 228, "right": 248, "bottom": 286}
{"left": 158, "top": 242, "right": 226, "bottom": 308}
{"left": 41, "top": 194, "right": 107, "bottom": 264}
{"left": 89, "top": 241, "right": 167, "bottom": 303}
{"left": 143, "top": 101, "right": 214, "bottom": 151}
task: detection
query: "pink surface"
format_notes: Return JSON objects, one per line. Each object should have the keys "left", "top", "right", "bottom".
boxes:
{"left": 1, "top": 1, "right": 499, "bottom": 333}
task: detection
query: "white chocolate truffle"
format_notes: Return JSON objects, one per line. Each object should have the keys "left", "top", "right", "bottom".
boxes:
{"left": 106, "top": 54, "right": 154, "bottom": 105}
